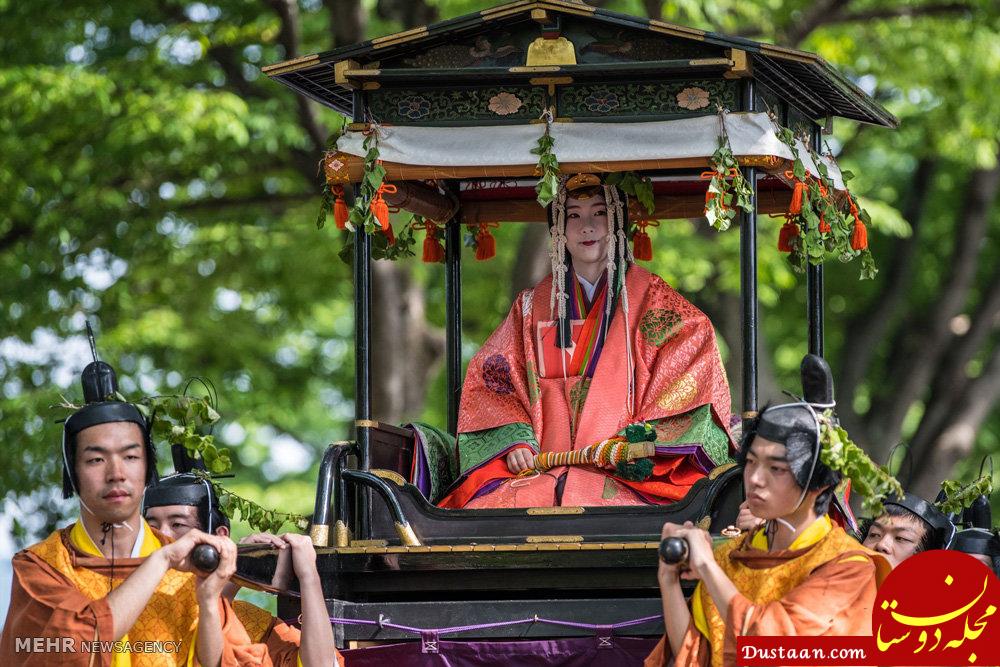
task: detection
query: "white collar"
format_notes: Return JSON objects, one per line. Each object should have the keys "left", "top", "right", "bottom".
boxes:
{"left": 576, "top": 273, "right": 598, "bottom": 301}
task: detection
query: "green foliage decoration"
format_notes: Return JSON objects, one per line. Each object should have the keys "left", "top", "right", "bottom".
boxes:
{"left": 936, "top": 475, "right": 994, "bottom": 517}
{"left": 605, "top": 171, "right": 655, "bottom": 216}
{"left": 532, "top": 117, "right": 560, "bottom": 207}
{"left": 817, "top": 410, "right": 903, "bottom": 516}
{"left": 774, "top": 127, "right": 878, "bottom": 280}
{"left": 704, "top": 110, "right": 754, "bottom": 231}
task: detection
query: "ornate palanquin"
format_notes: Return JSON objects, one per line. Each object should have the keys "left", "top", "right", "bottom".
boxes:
{"left": 251, "top": 0, "right": 896, "bottom": 647}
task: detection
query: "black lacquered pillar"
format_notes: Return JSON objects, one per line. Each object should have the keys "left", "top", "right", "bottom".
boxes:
{"left": 352, "top": 89, "right": 372, "bottom": 539}
{"left": 739, "top": 79, "right": 759, "bottom": 425}
{"left": 807, "top": 126, "right": 825, "bottom": 357}
{"left": 445, "top": 204, "right": 463, "bottom": 436}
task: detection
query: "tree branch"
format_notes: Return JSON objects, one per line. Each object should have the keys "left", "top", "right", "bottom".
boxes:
{"left": 839, "top": 2, "right": 976, "bottom": 23}
{"left": 868, "top": 158, "right": 1000, "bottom": 453}
{"left": 837, "top": 159, "right": 935, "bottom": 442}
{"left": 907, "top": 262, "right": 1000, "bottom": 458}
{"left": 779, "top": 0, "right": 853, "bottom": 47}
{"left": 171, "top": 192, "right": 315, "bottom": 213}
{"left": 0, "top": 222, "right": 33, "bottom": 254}
{"left": 323, "top": 0, "right": 366, "bottom": 49}
{"left": 267, "top": 0, "right": 327, "bottom": 151}
{"left": 910, "top": 343, "right": 1000, "bottom": 498}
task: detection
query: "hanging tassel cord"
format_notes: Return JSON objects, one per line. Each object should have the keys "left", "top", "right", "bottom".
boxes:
{"left": 632, "top": 219, "right": 658, "bottom": 262}
{"left": 370, "top": 183, "right": 397, "bottom": 231}
{"left": 849, "top": 195, "right": 868, "bottom": 250}
{"left": 413, "top": 218, "right": 444, "bottom": 263}
{"left": 474, "top": 222, "right": 499, "bottom": 260}
{"left": 332, "top": 185, "right": 350, "bottom": 230}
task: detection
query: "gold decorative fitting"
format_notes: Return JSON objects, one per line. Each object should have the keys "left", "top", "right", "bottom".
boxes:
{"left": 371, "top": 25, "right": 429, "bottom": 50}
{"left": 526, "top": 535, "right": 584, "bottom": 543}
{"left": 741, "top": 410, "right": 760, "bottom": 418}
{"left": 334, "top": 60, "right": 360, "bottom": 87}
{"left": 355, "top": 419, "right": 380, "bottom": 429}
{"left": 334, "top": 520, "right": 350, "bottom": 547}
{"left": 530, "top": 8, "right": 549, "bottom": 22}
{"left": 724, "top": 49, "right": 752, "bottom": 79}
{"left": 395, "top": 522, "right": 422, "bottom": 547}
{"left": 371, "top": 469, "right": 407, "bottom": 486}
{"left": 740, "top": 155, "right": 782, "bottom": 168}
{"left": 310, "top": 524, "right": 329, "bottom": 547}
{"left": 349, "top": 539, "right": 388, "bottom": 547}
{"left": 525, "top": 36, "right": 577, "bottom": 67}
{"left": 696, "top": 516, "right": 712, "bottom": 530}
{"left": 708, "top": 462, "right": 737, "bottom": 480}
{"left": 261, "top": 53, "right": 321, "bottom": 77}
{"left": 526, "top": 506, "right": 585, "bottom": 515}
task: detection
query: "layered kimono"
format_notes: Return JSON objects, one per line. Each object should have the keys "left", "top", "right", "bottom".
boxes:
{"left": 644, "top": 515, "right": 891, "bottom": 667}
{"left": 435, "top": 265, "right": 733, "bottom": 508}
{"left": 1, "top": 519, "right": 283, "bottom": 666}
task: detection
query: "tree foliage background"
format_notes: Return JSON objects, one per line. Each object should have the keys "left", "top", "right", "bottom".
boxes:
{"left": 2, "top": 0, "right": 1000, "bottom": 550}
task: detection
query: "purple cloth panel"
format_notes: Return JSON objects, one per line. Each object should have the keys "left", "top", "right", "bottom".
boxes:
{"left": 411, "top": 427, "right": 432, "bottom": 497}
{"left": 342, "top": 636, "right": 659, "bottom": 666}
{"left": 652, "top": 444, "right": 714, "bottom": 475}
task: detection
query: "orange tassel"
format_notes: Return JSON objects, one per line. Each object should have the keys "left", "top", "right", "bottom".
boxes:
{"left": 778, "top": 217, "right": 798, "bottom": 252}
{"left": 414, "top": 219, "right": 444, "bottom": 263}
{"left": 849, "top": 199, "right": 868, "bottom": 250}
{"left": 632, "top": 220, "right": 658, "bottom": 261}
{"left": 789, "top": 181, "right": 805, "bottom": 215}
{"left": 369, "top": 183, "right": 397, "bottom": 231}
{"left": 383, "top": 222, "right": 395, "bottom": 246}
{"left": 475, "top": 223, "right": 498, "bottom": 261}
{"left": 333, "top": 186, "right": 349, "bottom": 230}
{"left": 819, "top": 213, "right": 831, "bottom": 234}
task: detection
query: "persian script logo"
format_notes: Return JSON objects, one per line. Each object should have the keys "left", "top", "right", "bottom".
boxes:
{"left": 874, "top": 550, "right": 1000, "bottom": 665}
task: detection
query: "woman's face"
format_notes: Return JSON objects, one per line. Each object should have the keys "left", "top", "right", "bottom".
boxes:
{"left": 564, "top": 194, "right": 610, "bottom": 269}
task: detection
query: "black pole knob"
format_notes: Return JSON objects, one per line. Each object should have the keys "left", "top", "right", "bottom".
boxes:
{"left": 658, "top": 537, "right": 688, "bottom": 565}
{"left": 191, "top": 543, "right": 220, "bottom": 573}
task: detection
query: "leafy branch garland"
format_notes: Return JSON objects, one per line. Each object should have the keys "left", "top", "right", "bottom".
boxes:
{"left": 817, "top": 411, "right": 903, "bottom": 516}
{"left": 532, "top": 114, "right": 560, "bottom": 207}
{"left": 774, "top": 128, "right": 878, "bottom": 280}
{"left": 605, "top": 171, "right": 655, "bottom": 216}
{"left": 936, "top": 475, "right": 994, "bottom": 517}
{"left": 194, "top": 471, "right": 309, "bottom": 534}
{"left": 704, "top": 110, "right": 754, "bottom": 231}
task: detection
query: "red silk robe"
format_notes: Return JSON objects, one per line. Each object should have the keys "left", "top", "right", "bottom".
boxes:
{"left": 440, "top": 265, "right": 733, "bottom": 508}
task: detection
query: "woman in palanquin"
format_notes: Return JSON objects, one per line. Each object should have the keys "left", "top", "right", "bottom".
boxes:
{"left": 434, "top": 173, "right": 734, "bottom": 508}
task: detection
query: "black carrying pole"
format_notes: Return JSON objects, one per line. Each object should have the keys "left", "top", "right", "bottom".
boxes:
{"left": 739, "top": 79, "right": 759, "bottom": 425}
{"left": 352, "top": 89, "right": 372, "bottom": 540}
{"left": 807, "top": 125, "right": 825, "bottom": 357}
{"left": 445, "top": 194, "right": 463, "bottom": 436}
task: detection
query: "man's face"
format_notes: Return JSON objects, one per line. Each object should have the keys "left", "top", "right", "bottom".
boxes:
{"left": 145, "top": 503, "right": 230, "bottom": 540}
{"left": 145, "top": 504, "right": 202, "bottom": 540}
{"left": 743, "top": 437, "right": 805, "bottom": 520}
{"left": 862, "top": 513, "right": 927, "bottom": 568}
{"left": 74, "top": 421, "right": 146, "bottom": 524}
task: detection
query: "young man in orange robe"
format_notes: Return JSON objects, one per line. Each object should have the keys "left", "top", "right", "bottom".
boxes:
{"left": 645, "top": 362, "right": 892, "bottom": 666}
{"left": 0, "top": 400, "right": 268, "bottom": 666}
{"left": 144, "top": 473, "right": 341, "bottom": 667}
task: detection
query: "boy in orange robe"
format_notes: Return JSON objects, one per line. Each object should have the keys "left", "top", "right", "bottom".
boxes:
{"left": 646, "top": 357, "right": 893, "bottom": 667}
{"left": 1, "top": 399, "right": 270, "bottom": 666}
{"left": 144, "top": 473, "right": 342, "bottom": 667}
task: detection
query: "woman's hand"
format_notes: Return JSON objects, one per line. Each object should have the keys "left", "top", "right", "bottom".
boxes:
{"left": 505, "top": 448, "right": 535, "bottom": 474}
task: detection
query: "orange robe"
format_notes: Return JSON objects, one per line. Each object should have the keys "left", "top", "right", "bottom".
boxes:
{"left": 233, "top": 599, "right": 343, "bottom": 667}
{"left": 0, "top": 522, "right": 291, "bottom": 666}
{"left": 645, "top": 516, "right": 890, "bottom": 667}
{"left": 442, "top": 266, "right": 733, "bottom": 508}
